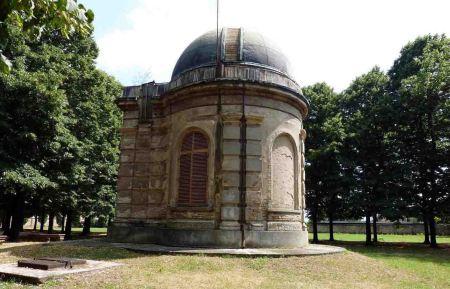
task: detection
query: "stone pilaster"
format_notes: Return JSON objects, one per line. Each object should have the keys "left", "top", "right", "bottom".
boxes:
{"left": 220, "top": 115, "right": 241, "bottom": 230}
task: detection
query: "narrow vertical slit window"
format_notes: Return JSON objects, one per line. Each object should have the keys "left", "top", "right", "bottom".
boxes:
{"left": 178, "top": 131, "right": 209, "bottom": 206}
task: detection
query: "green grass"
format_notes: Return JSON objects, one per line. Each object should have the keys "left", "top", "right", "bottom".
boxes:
{"left": 71, "top": 227, "right": 107, "bottom": 233}
{"left": 0, "top": 234, "right": 449, "bottom": 289}
{"left": 343, "top": 244, "right": 450, "bottom": 289}
{"left": 309, "top": 232, "right": 450, "bottom": 243}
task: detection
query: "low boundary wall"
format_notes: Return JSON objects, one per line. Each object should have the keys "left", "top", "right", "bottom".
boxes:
{"left": 309, "top": 222, "right": 450, "bottom": 235}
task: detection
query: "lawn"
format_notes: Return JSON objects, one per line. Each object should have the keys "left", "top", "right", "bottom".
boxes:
{"left": 0, "top": 235, "right": 448, "bottom": 289}
{"left": 71, "top": 227, "right": 108, "bottom": 234}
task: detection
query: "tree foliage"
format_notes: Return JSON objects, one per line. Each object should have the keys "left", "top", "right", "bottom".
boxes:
{"left": 0, "top": 0, "right": 93, "bottom": 73}
{"left": 0, "top": 10, "right": 121, "bottom": 240}
{"left": 305, "top": 34, "right": 449, "bottom": 248}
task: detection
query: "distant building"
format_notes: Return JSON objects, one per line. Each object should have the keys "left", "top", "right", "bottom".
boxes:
{"left": 108, "top": 28, "right": 310, "bottom": 248}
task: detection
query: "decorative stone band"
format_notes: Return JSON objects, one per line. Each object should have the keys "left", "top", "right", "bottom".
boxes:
{"left": 168, "top": 64, "right": 304, "bottom": 99}
{"left": 121, "top": 64, "right": 306, "bottom": 102}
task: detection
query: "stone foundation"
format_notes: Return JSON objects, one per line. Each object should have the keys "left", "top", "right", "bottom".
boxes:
{"left": 108, "top": 223, "right": 308, "bottom": 248}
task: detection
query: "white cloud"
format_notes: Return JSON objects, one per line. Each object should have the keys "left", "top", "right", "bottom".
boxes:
{"left": 96, "top": 0, "right": 450, "bottom": 91}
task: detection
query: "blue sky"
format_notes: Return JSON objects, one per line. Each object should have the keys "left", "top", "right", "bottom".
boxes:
{"left": 80, "top": 0, "right": 450, "bottom": 91}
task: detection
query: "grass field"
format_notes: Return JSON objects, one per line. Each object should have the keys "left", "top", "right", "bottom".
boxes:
{"left": 71, "top": 227, "right": 108, "bottom": 233}
{"left": 0, "top": 234, "right": 449, "bottom": 289}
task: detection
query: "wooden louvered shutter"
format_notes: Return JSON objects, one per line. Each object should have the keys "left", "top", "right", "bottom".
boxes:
{"left": 178, "top": 131, "right": 209, "bottom": 206}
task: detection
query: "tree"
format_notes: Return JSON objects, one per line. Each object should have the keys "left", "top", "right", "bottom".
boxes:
{"left": 341, "top": 67, "right": 393, "bottom": 245}
{"left": 388, "top": 34, "right": 450, "bottom": 248}
{"left": 304, "top": 83, "right": 347, "bottom": 243}
{"left": 0, "top": 30, "right": 69, "bottom": 239}
{"left": 0, "top": 13, "right": 121, "bottom": 240}
{"left": 0, "top": 0, "right": 93, "bottom": 73}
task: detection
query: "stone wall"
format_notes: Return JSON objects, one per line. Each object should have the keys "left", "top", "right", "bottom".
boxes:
{"left": 111, "top": 82, "right": 310, "bottom": 247}
{"left": 310, "top": 222, "right": 450, "bottom": 235}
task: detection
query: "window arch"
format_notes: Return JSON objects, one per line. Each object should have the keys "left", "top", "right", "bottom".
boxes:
{"left": 178, "top": 131, "right": 209, "bottom": 206}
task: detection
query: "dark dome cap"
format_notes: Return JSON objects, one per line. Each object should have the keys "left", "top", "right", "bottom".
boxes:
{"left": 171, "top": 28, "right": 293, "bottom": 80}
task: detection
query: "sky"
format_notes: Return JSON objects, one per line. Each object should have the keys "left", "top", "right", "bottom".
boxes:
{"left": 80, "top": 0, "right": 449, "bottom": 92}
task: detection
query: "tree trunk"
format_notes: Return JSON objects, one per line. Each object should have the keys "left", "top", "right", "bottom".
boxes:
{"left": 47, "top": 212, "right": 54, "bottom": 234}
{"left": 423, "top": 214, "right": 430, "bottom": 244}
{"left": 429, "top": 213, "right": 437, "bottom": 248}
{"left": 329, "top": 211, "right": 334, "bottom": 241}
{"left": 8, "top": 191, "right": 25, "bottom": 241}
{"left": 60, "top": 215, "right": 65, "bottom": 233}
{"left": 1, "top": 210, "right": 11, "bottom": 235}
{"left": 81, "top": 216, "right": 92, "bottom": 236}
{"left": 39, "top": 211, "right": 45, "bottom": 232}
{"left": 33, "top": 215, "right": 38, "bottom": 231}
{"left": 372, "top": 213, "right": 378, "bottom": 243}
{"left": 64, "top": 212, "right": 73, "bottom": 241}
{"left": 365, "top": 211, "right": 372, "bottom": 245}
{"left": 312, "top": 211, "right": 319, "bottom": 244}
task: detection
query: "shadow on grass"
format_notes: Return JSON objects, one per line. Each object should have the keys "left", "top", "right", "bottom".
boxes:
{"left": 315, "top": 240, "right": 450, "bottom": 266}
{"left": 2, "top": 237, "right": 450, "bottom": 265}
{"left": 0, "top": 239, "right": 141, "bottom": 261}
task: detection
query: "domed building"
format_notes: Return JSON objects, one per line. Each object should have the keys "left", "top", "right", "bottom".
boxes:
{"left": 108, "top": 28, "right": 310, "bottom": 248}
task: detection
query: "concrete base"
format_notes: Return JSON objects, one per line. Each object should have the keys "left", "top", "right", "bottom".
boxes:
{"left": 0, "top": 260, "right": 121, "bottom": 284}
{"left": 107, "top": 242, "right": 345, "bottom": 256}
{"left": 108, "top": 223, "right": 309, "bottom": 248}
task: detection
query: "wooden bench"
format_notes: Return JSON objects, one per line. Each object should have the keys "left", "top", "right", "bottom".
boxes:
{"left": 0, "top": 235, "right": 7, "bottom": 243}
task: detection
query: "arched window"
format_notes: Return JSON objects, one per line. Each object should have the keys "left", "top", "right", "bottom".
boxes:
{"left": 178, "top": 131, "right": 209, "bottom": 206}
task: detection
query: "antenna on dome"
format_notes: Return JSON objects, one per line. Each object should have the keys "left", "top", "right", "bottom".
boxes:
{"left": 215, "top": 0, "right": 221, "bottom": 78}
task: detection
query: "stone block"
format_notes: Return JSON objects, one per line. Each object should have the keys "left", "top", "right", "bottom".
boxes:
{"left": 118, "top": 164, "right": 133, "bottom": 177}
{"left": 132, "top": 177, "right": 149, "bottom": 189}
{"left": 221, "top": 206, "right": 240, "bottom": 221}
{"left": 267, "top": 222, "right": 302, "bottom": 231}
{"left": 117, "top": 196, "right": 131, "bottom": 204}
{"left": 131, "top": 205, "right": 147, "bottom": 218}
{"left": 222, "top": 172, "right": 240, "bottom": 187}
{"left": 220, "top": 221, "right": 241, "bottom": 230}
{"left": 120, "top": 150, "right": 135, "bottom": 163}
{"left": 147, "top": 206, "right": 166, "bottom": 219}
{"left": 223, "top": 126, "right": 240, "bottom": 140}
{"left": 117, "top": 177, "right": 132, "bottom": 190}
{"left": 246, "top": 140, "right": 261, "bottom": 156}
{"left": 148, "top": 189, "right": 164, "bottom": 204}
{"left": 117, "top": 190, "right": 131, "bottom": 204}
{"left": 245, "top": 206, "right": 263, "bottom": 220}
{"left": 132, "top": 190, "right": 148, "bottom": 205}
{"left": 136, "top": 135, "right": 151, "bottom": 149}
{"left": 135, "top": 151, "right": 151, "bottom": 162}
{"left": 246, "top": 173, "right": 261, "bottom": 189}
{"left": 222, "top": 156, "right": 240, "bottom": 171}
{"left": 223, "top": 140, "right": 240, "bottom": 155}
{"left": 246, "top": 157, "right": 262, "bottom": 172}
{"left": 150, "top": 162, "right": 166, "bottom": 175}
{"left": 149, "top": 178, "right": 163, "bottom": 189}
{"left": 121, "top": 137, "right": 135, "bottom": 150}
{"left": 123, "top": 119, "right": 138, "bottom": 128}
{"left": 116, "top": 204, "right": 131, "bottom": 218}
{"left": 247, "top": 126, "right": 262, "bottom": 141}
{"left": 246, "top": 190, "right": 262, "bottom": 205}
{"left": 221, "top": 188, "right": 240, "bottom": 204}
{"left": 123, "top": 110, "right": 139, "bottom": 119}
{"left": 134, "top": 163, "right": 150, "bottom": 176}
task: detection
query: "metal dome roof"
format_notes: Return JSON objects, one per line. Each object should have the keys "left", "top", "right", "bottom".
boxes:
{"left": 171, "top": 28, "right": 292, "bottom": 80}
